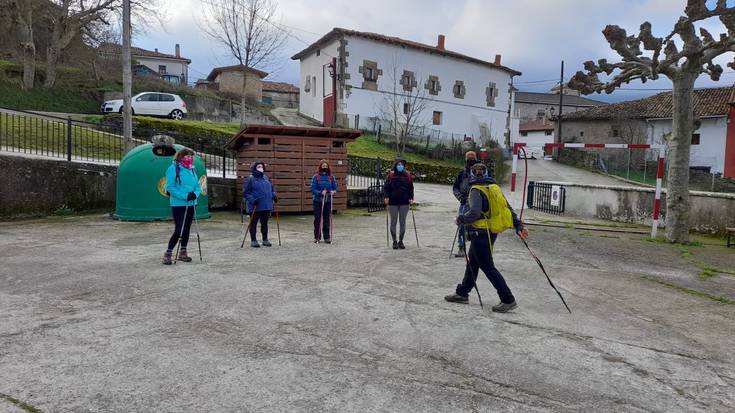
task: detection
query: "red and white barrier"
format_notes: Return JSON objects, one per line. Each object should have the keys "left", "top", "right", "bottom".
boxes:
{"left": 511, "top": 142, "right": 666, "bottom": 238}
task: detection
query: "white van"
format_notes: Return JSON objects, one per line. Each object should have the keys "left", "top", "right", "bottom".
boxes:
{"left": 101, "top": 92, "right": 188, "bottom": 120}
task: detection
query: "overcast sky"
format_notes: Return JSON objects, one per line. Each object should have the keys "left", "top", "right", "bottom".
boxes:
{"left": 134, "top": 0, "right": 735, "bottom": 103}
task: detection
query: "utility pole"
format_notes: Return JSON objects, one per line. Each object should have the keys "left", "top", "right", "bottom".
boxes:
{"left": 556, "top": 60, "right": 564, "bottom": 161}
{"left": 122, "top": 0, "right": 133, "bottom": 151}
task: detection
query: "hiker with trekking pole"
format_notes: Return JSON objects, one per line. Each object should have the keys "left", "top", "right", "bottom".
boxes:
{"left": 451, "top": 151, "right": 480, "bottom": 258}
{"left": 383, "top": 157, "right": 415, "bottom": 250}
{"left": 311, "top": 159, "right": 337, "bottom": 244}
{"left": 162, "top": 148, "right": 202, "bottom": 265}
{"left": 242, "top": 161, "right": 277, "bottom": 248}
{"left": 444, "top": 162, "right": 528, "bottom": 313}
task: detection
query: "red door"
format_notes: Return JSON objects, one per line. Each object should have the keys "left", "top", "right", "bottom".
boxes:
{"left": 322, "top": 58, "right": 337, "bottom": 127}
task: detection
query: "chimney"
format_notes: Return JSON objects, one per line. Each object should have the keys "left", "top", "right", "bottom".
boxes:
{"left": 494, "top": 54, "right": 502, "bottom": 65}
{"left": 175, "top": 44, "right": 180, "bottom": 58}
{"left": 154, "top": 48, "right": 158, "bottom": 53}
{"left": 437, "top": 34, "right": 445, "bottom": 50}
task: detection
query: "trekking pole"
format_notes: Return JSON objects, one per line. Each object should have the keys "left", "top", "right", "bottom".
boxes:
{"left": 329, "top": 192, "right": 334, "bottom": 241}
{"left": 173, "top": 201, "right": 190, "bottom": 265}
{"left": 193, "top": 203, "right": 202, "bottom": 261}
{"left": 275, "top": 203, "right": 282, "bottom": 247}
{"left": 385, "top": 207, "right": 389, "bottom": 247}
{"left": 240, "top": 206, "right": 257, "bottom": 248}
{"left": 317, "top": 193, "right": 326, "bottom": 242}
{"left": 461, "top": 230, "right": 483, "bottom": 308}
{"left": 449, "top": 225, "right": 459, "bottom": 258}
{"left": 517, "top": 235, "right": 571, "bottom": 314}
{"left": 410, "top": 203, "right": 419, "bottom": 248}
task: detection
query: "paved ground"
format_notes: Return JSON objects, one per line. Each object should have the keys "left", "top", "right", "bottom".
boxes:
{"left": 1, "top": 183, "right": 734, "bottom": 412}
{"left": 271, "top": 108, "right": 321, "bottom": 127}
{"left": 515, "top": 157, "right": 637, "bottom": 187}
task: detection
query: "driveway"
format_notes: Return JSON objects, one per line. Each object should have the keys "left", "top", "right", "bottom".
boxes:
{"left": 1, "top": 182, "right": 734, "bottom": 411}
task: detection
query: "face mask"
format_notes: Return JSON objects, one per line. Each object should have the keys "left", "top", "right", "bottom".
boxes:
{"left": 466, "top": 159, "right": 477, "bottom": 168}
{"left": 256, "top": 166, "right": 264, "bottom": 173}
{"left": 396, "top": 164, "right": 405, "bottom": 172}
{"left": 321, "top": 167, "right": 328, "bottom": 172}
{"left": 181, "top": 156, "right": 193, "bottom": 168}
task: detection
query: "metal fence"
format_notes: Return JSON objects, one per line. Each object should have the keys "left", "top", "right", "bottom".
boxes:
{"left": 346, "top": 154, "right": 385, "bottom": 189}
{"left": 0, "top": 108, "right": 238, "bottom": 178}
{"left": 526, "top": 181, "right": 566, "bottom": 215}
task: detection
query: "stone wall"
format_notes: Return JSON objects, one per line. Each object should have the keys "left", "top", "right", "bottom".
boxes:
{"left": 216, "top": 71, "right": 263, "bottom": 102}
{"left": 536, "top": 180, "right": 735, "bottom": 234}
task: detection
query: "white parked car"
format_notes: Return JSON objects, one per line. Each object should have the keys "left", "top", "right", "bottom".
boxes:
{"left": 100, "top": 92, "right": 188, "bottom": 120}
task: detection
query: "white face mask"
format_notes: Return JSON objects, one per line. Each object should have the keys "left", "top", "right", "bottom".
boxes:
{"left": 256, "top": 166, "right": 264, "bottom": 172}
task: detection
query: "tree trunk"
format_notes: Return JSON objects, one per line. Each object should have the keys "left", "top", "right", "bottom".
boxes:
{"left": 44, "top": 44, "right": 60, "bottom": 88}
{"left": 664, "top": 72, "right": 696, "bottom": 243}
{"left": 240, "top": 69, "right": 249, "bottom": 127}
{"left": 18, "top": 0, "right": 35, "bottom": 90}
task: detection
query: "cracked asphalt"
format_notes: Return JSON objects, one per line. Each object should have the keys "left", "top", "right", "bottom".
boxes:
{"left": 1, "top": 182, "right": 734, "bottom": 412}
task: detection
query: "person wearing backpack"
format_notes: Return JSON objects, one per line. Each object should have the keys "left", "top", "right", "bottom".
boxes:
{"left": 444, "top": 162, "right": 529, "bottom": 312}
{"left": 311, "top": 159, "right": 337, "bottom": 243}
{"left": 383, "top": 157, "right": 414, "bottom": 249}
{"left": 162, "top": 148, "right": 201, "bottom": 265}
{"left": 243, "top": 160, "right": 277, "bottom": 248}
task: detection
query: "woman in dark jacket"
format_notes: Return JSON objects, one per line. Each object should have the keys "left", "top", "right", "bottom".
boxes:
{"left": 243, "top": 160, "right": 277, "bottom": 248}
{"left": 311, "top": 159, "right": 337, "bottom": 243}
{"left": 383, "top": 158, "right": 414, "bottom": 249}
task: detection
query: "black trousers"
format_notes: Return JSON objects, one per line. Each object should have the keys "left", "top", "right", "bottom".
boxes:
{"left": 313, "top": 200, "right": 332, "bottom": 240}
{"left": 167, "top": 206, "right": 194, "bottom": 250}
{"left": 456, "top": 229, "right": 515, "bottom": 304}
{"left": 249, "top": 210, "right": 270, "bottom": 241}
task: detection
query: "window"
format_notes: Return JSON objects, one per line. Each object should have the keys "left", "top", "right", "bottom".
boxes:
{"left": 453, "top": 80, "right": 466, "bottom": 99}
{"left": 136, "top": 93, "right": 157, "bottom": 102}
{"left": 432, "top": 111, "right": 442, "bottom": 125}
{"left": 486, "top": 82, "right": 498, "bottom": 107}
{"left": 312, "top": 76, "right": 317, "bottom": 97}
{"left": 332, "top": 141, "right": 344, "bottom": 148}
{"left": 258, "top": 138, "right": 271, "bottom": 145}
{"left": 304, "top": 76, "right": 311, "bottom": 93}
{"left": 580, "top": 131, "right": 585, "bottom": 137}
{"left": 611, "top": 127, "right": 620, "bottom": 137}
{"left": 159, "top": 94, "right": 175, "bottom": 102}
{"left": 545, "top": 130, "right": 552, "bottom": 136}
{"left": 521, "top": 131, "right": 528, "bottom": 137}
{"left": 691, "top": 133, "right": 700, "bottom": 145}
{"left": 425, "top": 75, "right": 441, "bottom": 95}
{"left": 158, "top": 65, "right": 167, "bottom": 75}
{"left": 316, "top": 49, "right": 321, "bottom": 56}
{"left": 403, "top": 103, "right": 410, "bottom": 115}
{"left": 359, "top": 60, "right": 381, "bottom": 90}
{"left": 400, "top": 70, "right": 416, "bottom": 92}
{"left": 537, "top": 109, "right": 545, "bottom": 119}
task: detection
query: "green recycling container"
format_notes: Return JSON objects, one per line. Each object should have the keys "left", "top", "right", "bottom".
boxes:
{"left": 115, "top": 143, "right": 210, "bottom": 221}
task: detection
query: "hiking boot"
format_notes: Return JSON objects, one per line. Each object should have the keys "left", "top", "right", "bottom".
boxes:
{"left": 444, "top": 293, "right": 469, "bottom": 304}
{"left": 314, "top": 239, "right": 320, "bottom": 244}
{"left": 162, "top": 253, "right": 172, "bottom": 265}
{"left": 492, "top": 301, "right": 517, "bottom": 313}
{"left": 392, "top": 241, "right": 398, "bottom": 249}
{"left": 398, "top": 241, "right": 406, "bottom": 249}
{"left": 454, "top": 246, "right": 465, "bottom": 258}
{"left": 324, "top": 239, "right": 332, "bottom": 244}
{"left": 178, "top": 251, "right": 193, "bottom": 262}
{"left": 262, "top": 240, "right": 272, "bottom": 247}
{"left": 251, "top": 240, "right": 260, "bottom": 248}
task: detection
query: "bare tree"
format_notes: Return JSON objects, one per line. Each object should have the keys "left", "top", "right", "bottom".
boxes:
{"left": 201, "top": 0, "right": 287, "bottom": 126}
{"left": 10, "top": 0, "right": 36, "bottom": 89}
{"left": 568, "top": 0, "right": 735, "bottom": 243}
{"left": 377, "top": 56, "right": 431, "bottom": 154}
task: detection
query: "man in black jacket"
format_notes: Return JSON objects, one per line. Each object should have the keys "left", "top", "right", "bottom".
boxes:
{"left": 452, "top": 151, "right": 479, "bottom": 257}
{"left": 384, "top": 157, "right": 414, "bottom": 249}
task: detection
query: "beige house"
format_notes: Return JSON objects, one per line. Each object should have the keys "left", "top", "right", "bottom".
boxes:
{"left": 197, "top": 65, "right": 268, "bottom": 102}
{"left": 262, "top": 81, "right": 299, "bottom": 108}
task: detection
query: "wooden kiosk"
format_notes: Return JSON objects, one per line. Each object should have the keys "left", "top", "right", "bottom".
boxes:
{"left": 227, "top": 124, "right": 361, "bottom": 212}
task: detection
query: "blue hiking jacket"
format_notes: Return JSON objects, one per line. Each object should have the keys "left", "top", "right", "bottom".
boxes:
{"left": 165, "top": 162, "right": 201, "bottom": 207}
{"left": 311, "top": 173, "right": 337, "bottom": 202}
{"left": 243, "top": 161, "right": 276, "bottom": 213}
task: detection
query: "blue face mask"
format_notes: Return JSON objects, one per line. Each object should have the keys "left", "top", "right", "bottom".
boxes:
{"left": 396, "top": 164, "right": 405, "bottom": 172}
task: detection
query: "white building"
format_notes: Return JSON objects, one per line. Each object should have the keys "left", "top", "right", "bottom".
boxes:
{"left": 519, "top": 118, "right": 555, "bottom": 158}
{"left": 291, "top": 28, "right": 522, "bottom": 148}
{"left": 99, "top": 43, "right": 191, "bottom": 86}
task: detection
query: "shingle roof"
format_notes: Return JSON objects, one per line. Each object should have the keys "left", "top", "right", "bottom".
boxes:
{"left": 561, "top": 86, "right": 734, "bottom": 121}
{"left": 205, "top": 65, "right": 269, "bottom": 81}
{"left": 519, "top": 119, "right": 555, "bottom": 132}
{"left": 98, "top": 43, "right": 191, "bottom": 64}
{"left": 291, "top": 28, "right": 521, "bottom": 76}
{"left": 515, "top": 91, "right": 605, "bottom": 107}
{"left": 262, "top": 81, "right": 299, "bottom": 93}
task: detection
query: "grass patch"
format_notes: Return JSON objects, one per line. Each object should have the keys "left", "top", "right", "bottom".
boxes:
{"left": 347, "top": 135, "right": 463, "bottom": 168}
{"left": 641, "top": 275, "right": 735, "bottom": 304}
{"left": 0, "top": 79, "right": 100, "bottom": 113}
{"left": 0, "top": 393, "right": 43, "bottom": 413}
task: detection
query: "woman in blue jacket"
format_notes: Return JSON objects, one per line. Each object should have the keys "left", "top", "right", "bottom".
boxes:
{"left": 243, "top": 160, "right": 277, "bottom": 248}
{"left": 311, "top": 159, "right": 337, "bottom": 243}
{"left": 163, "top": 148, "right": 201, "bottom": 264}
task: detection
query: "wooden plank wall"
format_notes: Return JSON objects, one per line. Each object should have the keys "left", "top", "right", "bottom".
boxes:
{"left": 236, "top": 135, "right": 350, "bottom": 213}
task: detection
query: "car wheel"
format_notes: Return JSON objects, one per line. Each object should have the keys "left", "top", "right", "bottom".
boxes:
{"left": 118, "top": 107, "right": 134, "bottom": 115}
{"left": 170, "top": 109, "right": 183, "bottom": 120}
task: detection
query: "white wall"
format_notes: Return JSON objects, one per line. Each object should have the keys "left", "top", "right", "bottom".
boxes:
{"left": 647, "top": 117, "right": 727, "bottom": 174}
{"left": 519, "top": 130, "right": 554, "bottom": 157}
{"left": 298, "top": 39, "right": 340, "bottom": 122}
{"left": 135, "top": 56, "right": 188, "bottom": 82}
{"left": 340, "top": 36, "right": 514, "bottom": 147}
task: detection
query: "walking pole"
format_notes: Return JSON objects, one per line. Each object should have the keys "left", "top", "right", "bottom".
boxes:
{"left": 449, "top": 225, "right": 459, "bottom": 258}
{"left": 275, "top": 203, "right": 281, "bottom": 247}
{"left": 461, "top": 228, "right": 483, "bottom": 308}
{"left": 173, "top": 201, "right": 190, "bottom": 265}
{"left": 329, "top": 192, "right": 334, "bottom": 241}
{"left": 316, "top": 193, "right": 326, "bottom": 242}
{"left": 518, "top": 235, "right": 572, "bottom": 314}
{"left": 193, "top": 203, "right": 202, "bottom": 261}
{"left": 386, "top": 206, "right": 389, "bottom": 247}
{"left": 410, "top": 203, "right": 419, "bottom": 248}
{"left": 240, "top": 205, "right": 257, "bottom": 248}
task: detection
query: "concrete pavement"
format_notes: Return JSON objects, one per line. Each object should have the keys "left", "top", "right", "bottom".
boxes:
{"left": 1, "top": 182, "right": 734, "bottom": 412}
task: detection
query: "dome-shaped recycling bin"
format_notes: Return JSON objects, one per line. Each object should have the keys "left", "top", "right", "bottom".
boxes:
{"left": 115, "top": 143, "right": 210, "bottom": 221}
